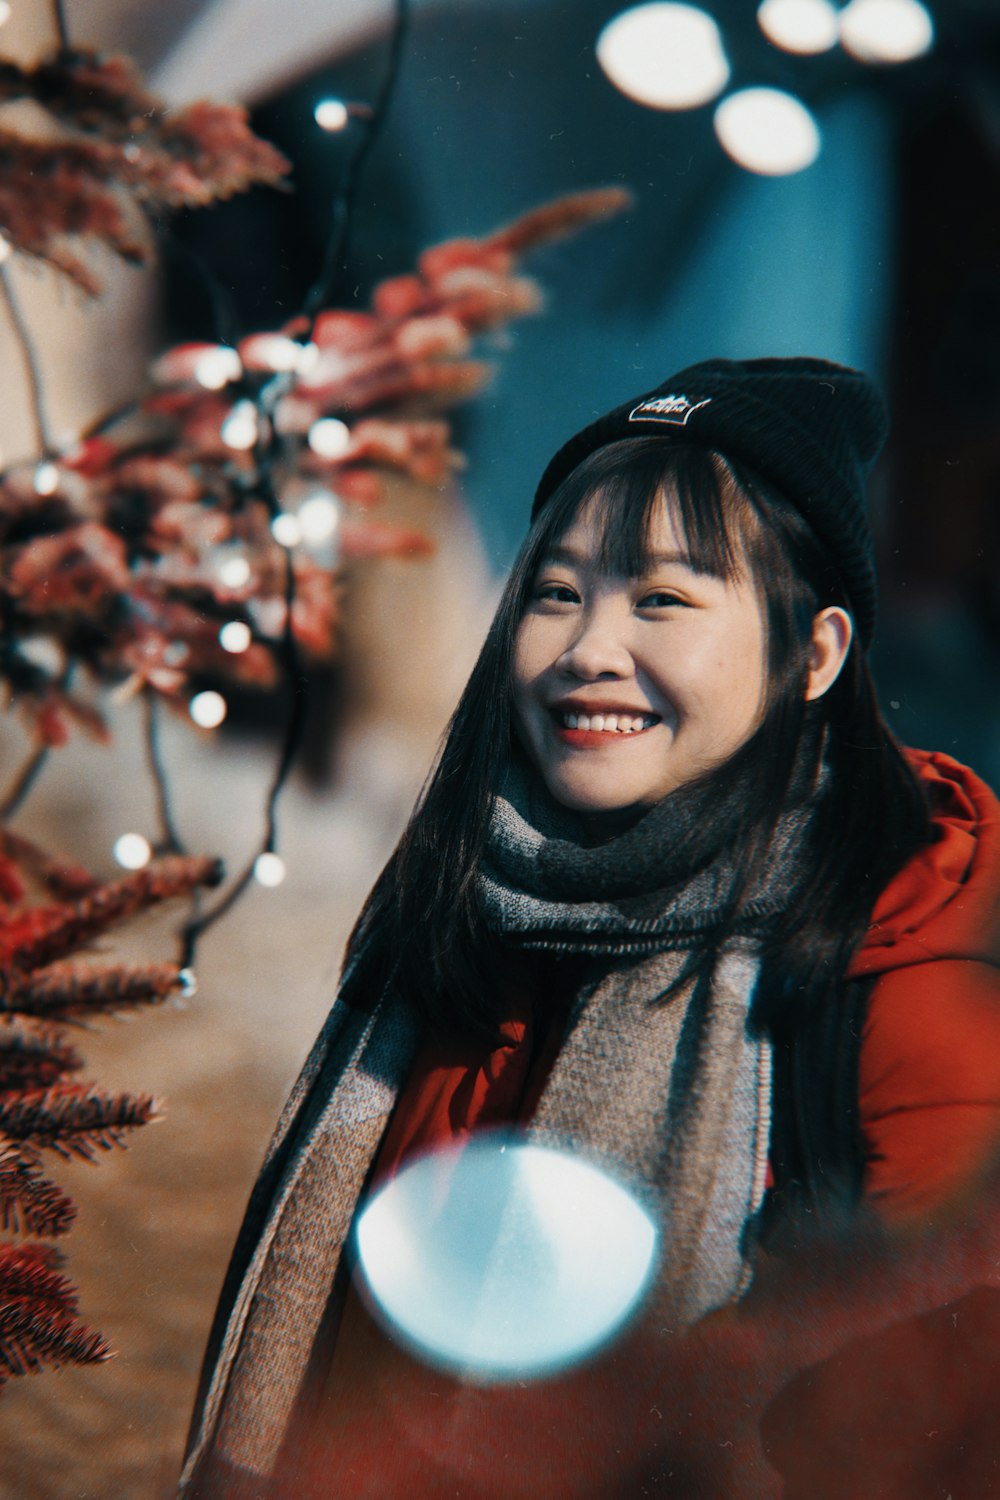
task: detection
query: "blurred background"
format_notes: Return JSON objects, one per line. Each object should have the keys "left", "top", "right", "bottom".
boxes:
{"left": 0, "top": 0, "right": 997, "bottom": 1494}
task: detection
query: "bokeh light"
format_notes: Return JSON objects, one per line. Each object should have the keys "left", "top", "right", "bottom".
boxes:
{"left": 189, "top": 690, "right": 227, "bottom": 729}
{"left": 194, "top": 346, "right": 242, "bottom": 390}
{"left": 757, "top": 0, "right": 839, "bottom": 54}
{"left": 219, "top": 620, "right": 253, "bottom": 653}
{"left": 714, "top": 86, "right": 821, "bottom": 175}
{"left": 839, "top": 0, "right": 934, "bottom": 63}
{"left": 220, "top": 400, "right": 258, "bottom": 451}
{"left": 597, "top": 3, "right": 730, "bottom": 110}
{"left": 113, "top": 833, "right": 153, "bottom": 870}
{"left": 254, "top": 852, "right": 287, "bottom": 887}
{"left": 356, "top": 1134, "right": 658, "bottom": 1380}
{"left": 314, "top": 98, "right": 350, "bottom": 132}
{"left": 308, "top": 417, "right": 352, "bottom": 460}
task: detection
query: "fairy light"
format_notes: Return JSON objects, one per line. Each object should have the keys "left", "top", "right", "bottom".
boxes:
{"left": 714, "top": 87, "right": 821, "bottom": 175}
{"left": 270, "top": 512, "right": 303, "bottom": 548}
{"left": 757, "top": 0, "right": 839, "bottom": 53}
{"left": 596, "top": 3, "right": 730, "bottom": 110}
{"left": 114, "top": 833, "right": 153, "bottom": 870}
{"left": 308, "top": 417, "right": 351, "bottom": 460}
{"left": 219, "top": 621, "right": 253, "bottom": 653}
{"left": 189, "top": 690, "right": 228, "bottom": 729}
{"left": 314, "top": 99, "right": 350, "bottom": 132}
{"left": 839, "top": 0, "right": 934, "bottom": 63}
{"left": 220, "top": 400, "right": 259, "bottom": 451}
{"left": 298, "top": 491, "right": 342, "bottom": 546}
{"left": 254, "top": 852, "right": 287, "bottom": 887}
{"left": 218, "top": 554, "right": 252, "bottom": 589}
{"left": 194, "top": 346, "right": 243, "bottom": 390}
{"left": 33, "top": 462, "right": 59, "bottom": 496}
{"left": 296, "top": 342, "right": 321, "bottom": 375}
{"left": 252, "top": 334, "right": 304, "bottom": 372}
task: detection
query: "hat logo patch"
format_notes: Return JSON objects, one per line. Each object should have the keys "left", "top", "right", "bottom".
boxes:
{"left": 629, "top": 393, "right": 711, "bottom": 427}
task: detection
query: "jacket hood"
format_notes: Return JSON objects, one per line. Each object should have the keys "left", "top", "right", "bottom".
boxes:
{"left": 851, "top": 749, "right": 1000, "bottom": 979}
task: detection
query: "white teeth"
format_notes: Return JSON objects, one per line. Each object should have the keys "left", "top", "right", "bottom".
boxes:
{"left": 560, "top": 711, "right": 657, "bottom": 733}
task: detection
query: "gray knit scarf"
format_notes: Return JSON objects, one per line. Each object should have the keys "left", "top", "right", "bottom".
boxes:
{"left": 180, "top": 764, "right": 818, "bottom": 1499}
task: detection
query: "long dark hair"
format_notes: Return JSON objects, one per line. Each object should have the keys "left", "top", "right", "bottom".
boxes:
{"left": 342, "top": 438, "right": 931, "bottom": 1039}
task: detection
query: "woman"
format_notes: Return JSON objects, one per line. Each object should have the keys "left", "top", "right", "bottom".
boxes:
{"left": 181, "top": 357, "right": 1000, "bottom": 1499}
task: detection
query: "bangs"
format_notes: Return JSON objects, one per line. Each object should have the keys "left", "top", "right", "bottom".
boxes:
{"left": 526, "top": 439, "right": 753, "bottom": 583}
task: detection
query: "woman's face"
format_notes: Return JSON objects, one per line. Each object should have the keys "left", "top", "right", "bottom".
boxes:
{"left": 512, "top": 490, "right": 768, "bottom": 816}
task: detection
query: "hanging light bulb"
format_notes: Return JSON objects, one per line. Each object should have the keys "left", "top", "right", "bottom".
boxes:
{"left": 114, "top": 833, "right": 153, "bottom": 870}
{"left": 270, "top": 512, "right": 303, "bottom": 548}
{"left": 596, "top": 3, "right": 730, "bottom": 110}
{"left": 189, "top": 690, "right": 227, "bottom": 729}
{"left": 298, "top": 491, "right": 342, "bottom": 546}
{"left": 194, "top": 346, "right": 242, "bottom": 390}
{"left": 254, "top": 852, "right": 287, "bottom": 887}
{"left": 33, "top": 462, "right": 59, "bottom": 496}
{"left": 839, "top": 0, "right": 933, "bottom": 63}
{"left": 307, "top": 417, "right": 352, "bottom": 460}
{"left": 714, "top": 87, "right": 821, "bottom": 175}
{"left": 314, "top": 98, "right": 350, "bottom": 132}
{"left": 219, "top": 621, "right": 253, "bottom": 653}
{"left": 221, "top": 400, "right": 259, "bottom": 451}
{"left": 757, "top": 0, "right": 839, "bottom": 54}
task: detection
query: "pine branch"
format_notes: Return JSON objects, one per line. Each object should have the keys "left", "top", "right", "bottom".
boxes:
{"left": 2, "top": 855, "right": 222, "bottom": 971}
{"left": 0, "top": 961, "right": 186, "bottom": 1021}
{"left": 0, "top": 1017, "right": 82, "bottom": 1091}
{"left": 0, "top": 1143, "right": 76, "bottom": 1237}
{"left": 0, "top": 1241, "right": 111, "bottom": 1376}
{"left": 0, "top": 1085, "right": 158, "bottom": 1162}
{"left": 0, "top": 829, "right": 97, "bottom": 902}
{"left": 0, "top": 1241, "right": 74, "bottom": 1309}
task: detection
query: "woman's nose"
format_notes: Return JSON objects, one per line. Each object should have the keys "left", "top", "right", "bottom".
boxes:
{"left": 556, "top": 609, "right": 633, "bottom": 680}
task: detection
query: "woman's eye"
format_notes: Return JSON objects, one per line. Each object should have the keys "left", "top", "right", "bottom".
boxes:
{"left": 638, "top": 589, "right": 687, "bottom": 609}
{"left": 534, "top": 582, "right": 579, "bottom": 604}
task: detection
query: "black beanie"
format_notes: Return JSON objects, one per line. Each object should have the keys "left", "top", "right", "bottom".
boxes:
{"left": 531, "top": 356, "right": 888, "bottom": 646}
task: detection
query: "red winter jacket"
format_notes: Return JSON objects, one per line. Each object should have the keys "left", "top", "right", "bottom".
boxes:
{"left": 287, "top": 749, "right": 1000, "bottom": 1499}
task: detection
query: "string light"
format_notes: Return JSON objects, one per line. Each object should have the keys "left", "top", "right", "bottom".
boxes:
{"left": 296, "top": 342, "right": 321, "bottom": 375}
{"left": 298, "top": 491, "right": 342, "bottom": 546}
{"left": 714, "top": 87, "right": 821, "bottom": 175}
{"left": 114, "top": 833, "right": 153, "bottom": 870}
{"left": 194, "top": 346, "right": 242, "bottom": 390}
{"left": 217, "top": 554, "right": 251, "bottom": 589}
{"left": 307, "top": 417, "right": 351, "bottom": 459}
{"left": 757, "top": 0, "right": 839, "bottom": 53}
{"left": 220, "top": 400, "right": 259, "bottom": 451}
{"left": 252, "top": 334, "right": 305, "bottom": 372}
{"left": 189, "top": 690, "right": 228, "bottom": 729}
{"left": 253, "top": 852, "right": 287, "bottom": 887}
{"left": 270, "top": 512, "right": 303, "bottom": 548}
{"left": 219, "top": 621, "right": 253, "bottom": 653}
{"left": 314, "top": 99, "right": 350, "bottom": 132}
{"left": 596, "top": 3, "right": 730, "bottom": 110}
{"left": 839, "top": 0, "right": 934, "bottom": 63}
{"left": 33, "top": 462, "right": 59, "bottom": 496}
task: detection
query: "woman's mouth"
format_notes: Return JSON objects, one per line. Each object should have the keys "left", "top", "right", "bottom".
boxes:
{"left": 551, "top": 709, "right": 660, "bottom": 744}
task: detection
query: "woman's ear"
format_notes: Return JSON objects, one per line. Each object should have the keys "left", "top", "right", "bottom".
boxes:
{"left": 804, "top": 607, "right": 853, "bottom": 702}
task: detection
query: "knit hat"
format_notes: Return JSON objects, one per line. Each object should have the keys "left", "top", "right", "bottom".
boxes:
{"left": 531, "top": 356, "right": 888, "bottom": 645}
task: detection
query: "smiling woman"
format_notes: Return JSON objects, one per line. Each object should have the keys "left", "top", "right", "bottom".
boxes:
{"left": 181, "top": 358, "right": 1000, "bottom": 1500}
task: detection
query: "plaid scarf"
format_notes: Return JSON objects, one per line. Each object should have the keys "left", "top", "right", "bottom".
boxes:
{"left": 180, "top": 765, "right": 819, "bottom": 1498}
